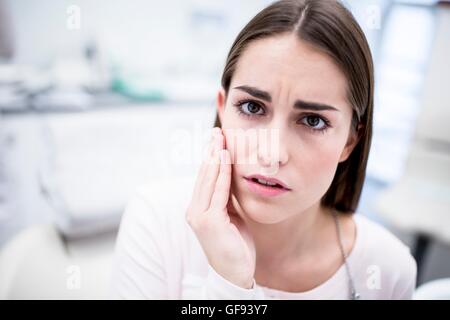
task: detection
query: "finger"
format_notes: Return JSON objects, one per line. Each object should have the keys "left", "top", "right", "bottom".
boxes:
{"left": 210, "top": 149, "right": 231, "bottom": 211}
{"left": 191, "top": 128, "right": 221, "bottom": 197}
{"left": 192, "top": 139, "right": 214, "bottom": 193}
{"left": 197, "top": 131, "right": 224, "bottom": 211}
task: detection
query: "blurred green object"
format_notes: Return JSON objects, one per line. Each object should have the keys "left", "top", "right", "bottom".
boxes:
{"left": 111, "top": 74, "right": 166, "bottom": 102}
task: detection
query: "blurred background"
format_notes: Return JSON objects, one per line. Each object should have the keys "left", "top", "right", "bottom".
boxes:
{"left": 0, "top": 0, "right": 449, "bottom": 299}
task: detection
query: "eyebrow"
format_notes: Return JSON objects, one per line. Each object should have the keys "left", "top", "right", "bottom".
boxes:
{"left": 233, "top": 85, "right": 339, "bottom": 112}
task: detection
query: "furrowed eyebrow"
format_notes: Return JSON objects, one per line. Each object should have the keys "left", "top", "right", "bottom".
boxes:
{"left": 234, "top": 85, "right": 271, "bottom": 102}
{"left": 293, "top": 100, "right": 339, "bottom": 112}
{"left": 233, "top": 85, "right": 339, "bottom": 112}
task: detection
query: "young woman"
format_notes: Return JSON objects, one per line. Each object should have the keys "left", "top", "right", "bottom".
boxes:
{"left": 111, "top": 0, "right": 417, "bottom": 299}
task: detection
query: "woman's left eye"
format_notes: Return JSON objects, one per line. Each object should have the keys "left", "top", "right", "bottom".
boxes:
{"left": 300, "top": 116, "right": 329, "bottom": 131}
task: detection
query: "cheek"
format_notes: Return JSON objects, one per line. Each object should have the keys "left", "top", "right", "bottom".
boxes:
{"left": 312, "top": 143, "right": 342, "bottom": 168}
{"left": 222, "top": 129, "right": 253, "bottom": 187}
{"left": 222, "top": 128, "right": 236, "bottom": 163}
{"left": 222, "top": 127, "right": 253, "bottom": 166}
{"left": 292, "top": 140, "right": 344, "bottom": 191}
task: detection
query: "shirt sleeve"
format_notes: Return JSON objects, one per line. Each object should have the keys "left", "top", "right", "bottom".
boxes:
{"left": 109, "top": 192, "right": 168, "bottom": 299}
{"left": 200, "top": 264, "right": 264, "bottom": 299}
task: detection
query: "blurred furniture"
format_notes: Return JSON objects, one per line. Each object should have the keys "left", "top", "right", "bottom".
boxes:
{"left": 414, "top": 278, "right": 450, "bottom": 300}
{"left": 1, "top": 103, "right": 214, "bottom": 245}
{"left": 0, "top": 223, "right": 115, "bottom": 299}
{"left": 375, "top": 3, "right": 450, "bottom": 285}
{"left": 0, "top": 0, "right": 13, "bottom": 59}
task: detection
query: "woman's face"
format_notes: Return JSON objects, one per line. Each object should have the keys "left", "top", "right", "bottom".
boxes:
{"left": 217, "top": 33, "right": 359, "bottom": 224}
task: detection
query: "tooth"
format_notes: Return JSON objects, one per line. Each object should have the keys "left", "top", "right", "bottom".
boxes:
{"left": 257, "top": 178, "right": 266, "bottom": 185}
{"left": 256, "top": 178, "right": 277, "bottom": 186}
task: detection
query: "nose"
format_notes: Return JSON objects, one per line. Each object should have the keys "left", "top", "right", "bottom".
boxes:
{"left": 257, "top": 127, "right": 289, "bottom": 171}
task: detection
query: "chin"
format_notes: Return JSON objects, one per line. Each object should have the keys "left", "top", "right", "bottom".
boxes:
{"left": 231, "top": 175, "right": 288, "bottom": 224}
{"left": 235, "top": 195, "right": 289, "bottom": 225}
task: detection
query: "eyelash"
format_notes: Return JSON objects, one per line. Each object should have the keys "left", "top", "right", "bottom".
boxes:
{"left": 233, "top": 99, "right": 332, "bottom": 134}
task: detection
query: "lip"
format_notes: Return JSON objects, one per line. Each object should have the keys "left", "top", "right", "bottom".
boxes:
{"left": 243, "top": 174, "right": 291, "bottom": 197}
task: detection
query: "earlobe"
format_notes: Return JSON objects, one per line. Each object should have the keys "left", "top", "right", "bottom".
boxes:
{"left": 338, "top": 147, "right": 351, "bottom": 163}
{"left": 216, "top": 88, "right": 226, "bottom": 124}
{"left": 339, "top": 124, "right": 362, "bottom": 163}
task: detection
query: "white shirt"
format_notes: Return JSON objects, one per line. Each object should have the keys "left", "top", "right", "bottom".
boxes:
{"left": 110, "top": 176, "right": 417, "bottom": 299}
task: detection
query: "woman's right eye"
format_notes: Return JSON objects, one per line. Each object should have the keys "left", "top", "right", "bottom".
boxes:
{"left": 234, "top": 100, "right": 265, "bottom": 118}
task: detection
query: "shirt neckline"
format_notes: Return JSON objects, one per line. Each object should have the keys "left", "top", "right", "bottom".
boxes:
{"left": 255, "top": 213, "right": 364, "bottom": 298}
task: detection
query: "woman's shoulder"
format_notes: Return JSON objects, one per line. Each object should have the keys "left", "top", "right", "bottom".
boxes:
{"left": 354, "top": 214, "right": 414, "bottom": 259}
{"left": 352, "top": 213, "right": 417, "bottom": 297}
{"left": 112, "top": 176, "right": 197, "bottom": 299}
{"left": 132, "top": 175, "right": 196, "bottom": 221}
{"left": 117, "top": 175, "right": 197, "bottom": 247}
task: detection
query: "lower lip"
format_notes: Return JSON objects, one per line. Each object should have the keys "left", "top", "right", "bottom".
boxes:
{"left": 244, "top": 178, "right": 290, "bottom": 197}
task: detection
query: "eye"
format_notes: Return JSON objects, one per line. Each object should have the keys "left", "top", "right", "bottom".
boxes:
{"left": 299, "top": 115, "right": 330, "bottom": 133}
{"left": 233, "top": 100, "right": 265, "bottom": 117}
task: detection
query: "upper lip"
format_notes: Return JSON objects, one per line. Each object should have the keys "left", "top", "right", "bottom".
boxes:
{"left": 244, "top": 174, "right": 291, "bottom": 190}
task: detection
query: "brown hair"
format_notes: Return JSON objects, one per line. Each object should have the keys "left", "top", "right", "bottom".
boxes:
{"left": 214, "top": 0, "right": 374, "bottom": 214}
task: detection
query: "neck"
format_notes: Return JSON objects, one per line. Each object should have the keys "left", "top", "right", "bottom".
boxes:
{"left": 244, "top": 201, "right": 333, "bottom": 266}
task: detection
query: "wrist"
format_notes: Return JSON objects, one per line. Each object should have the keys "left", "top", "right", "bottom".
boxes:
{"left": 230, "top": 277, "right": 254, "bottom": 289}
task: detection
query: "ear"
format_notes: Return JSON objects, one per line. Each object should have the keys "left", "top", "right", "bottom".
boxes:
{"left": 338, "top": 124, "right": 363, "bottom": 163}
{"left": 216, "top": 88, "right": 226, "bottom": 124}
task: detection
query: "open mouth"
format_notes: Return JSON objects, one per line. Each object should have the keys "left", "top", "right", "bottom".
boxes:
{"left": 248, "top": 177, "right": 285, "bottom": 189}
{"left": 243, "top": 176, "right": 290, "bottom": 197}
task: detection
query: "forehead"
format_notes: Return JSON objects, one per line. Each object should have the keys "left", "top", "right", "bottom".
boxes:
{"left": 230, "top": 34, "right": 349, "bottom": 109}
